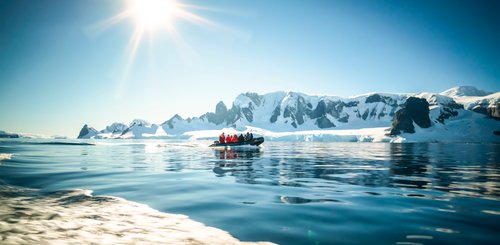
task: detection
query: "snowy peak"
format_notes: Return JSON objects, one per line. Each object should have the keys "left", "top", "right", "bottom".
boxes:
{"left": 77, "top": 86, "right": 499, "bottom": 141}
{"left": 78, "top": 124, "right": 99, "bottom": 139}
{"left": 121, "top": 119, "right": 158, "bottom": 138}
{"left": 101, "top": 123, "right": 128, "bottom": 134}
{"left": 440, "top": 86, "right": 492, "bottom": 97}
{"left": 129, "top": 119, "right": 151, "bottom": 127}
{"left": 187, "top": 90, "right": 406, "bottom": 131}
{"left": 77, "top": 119, "right": 165, "bottom": 139}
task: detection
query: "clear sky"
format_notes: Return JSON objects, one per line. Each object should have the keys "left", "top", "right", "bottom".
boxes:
{"left": 0, "top": 0, "right": 499, "bottom": 137}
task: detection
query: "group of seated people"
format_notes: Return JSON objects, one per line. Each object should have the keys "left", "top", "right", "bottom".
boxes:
{"left": 218, "top": 132, "right": 254, "bottom": 144}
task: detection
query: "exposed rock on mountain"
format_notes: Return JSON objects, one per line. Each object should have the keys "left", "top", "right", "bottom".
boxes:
{"left": 77, "top": 86, "right": 499, "bottom": 142}
{"left": 487, "top": 103, "right": 500, "bottom": 119}
{"left": 0, "top": 130, "right": 20, "bottom": 138}
{"left": 390, "top": 97, "right": 431, "bottom": 135}
{"left": 101, "top": 123, "right": 128, "bottom": 134}
{"left": 120, "top": 119, "right": 160, "bottom": 138}
{"left": 77, "top": 124, "right": 99, "bottom": 139}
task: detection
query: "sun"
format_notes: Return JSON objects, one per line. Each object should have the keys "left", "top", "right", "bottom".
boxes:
{"left": 89, "top": 0, "right": 220, "bottom": 98}
{"left": 128, "top": 0, "right": 179, "bottom": 30}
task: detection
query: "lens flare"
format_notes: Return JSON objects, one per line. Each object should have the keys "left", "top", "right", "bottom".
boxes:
{"left": 87, "top": 0, "right": 226, "bottom": 99}
{"left": 129, "top": 0, "right": 177, "bottom": 30}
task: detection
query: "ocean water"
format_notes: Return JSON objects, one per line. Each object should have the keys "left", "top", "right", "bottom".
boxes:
{"left": 0, "top": 139, "right": 499, "bottom": 244}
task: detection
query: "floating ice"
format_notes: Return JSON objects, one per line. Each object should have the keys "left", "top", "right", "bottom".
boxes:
{"left": 0, "top": 154, "right": 12, "bottom": 161}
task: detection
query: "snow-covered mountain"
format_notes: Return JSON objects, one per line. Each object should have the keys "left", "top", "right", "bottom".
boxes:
{"left": 77, "top": 86, "right": 500, "bottom": 142}
{"left": 0, "top": 130, "right": 63, "bottom": 139}
{"left": 77, "top": 125, "right": 99, "bottom": 139}
{"left": 120, "top": 119, "right": 167, "bottom": 139}
{"left": 163, "top": 91, "right": 406, "bottom": 133}
{"left": 440, "top": 85, "right": 492, "bottom": 97}
{"left": 0, "top": 130, "right": 20, "bottom": 138}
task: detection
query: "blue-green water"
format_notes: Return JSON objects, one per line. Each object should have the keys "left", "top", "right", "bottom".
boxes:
{"left": 0, "top": 139, "right": 499, "bottom": 244}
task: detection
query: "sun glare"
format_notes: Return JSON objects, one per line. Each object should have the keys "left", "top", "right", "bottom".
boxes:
{"left": 129, "top": 0, "right": 178, "bottom": 30}
{"left": 89, "top": 0, "right": 221, "bottom": 98}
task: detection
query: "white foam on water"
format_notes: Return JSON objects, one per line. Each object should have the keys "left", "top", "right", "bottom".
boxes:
{"left": 0, "top": 185, "right": 274, "bottom": 245}
{"left": 0, "top": 154, "right": 12, "bottom": 161}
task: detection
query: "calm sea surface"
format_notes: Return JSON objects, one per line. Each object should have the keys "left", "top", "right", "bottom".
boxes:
{"left": 0, "top": 139, "right": 499, "bottom": 244}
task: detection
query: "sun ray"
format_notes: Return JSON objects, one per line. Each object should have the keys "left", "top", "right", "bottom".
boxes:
{"left": 89, "top": 0, "right": 239, "bottom": 99}
{"left": 176, "top": 8, "right": 219, "bottom": 28}
{"left": 84, "top": 10, "right": 132, "bottom": 38}
{"left": 114, "top": 26, "right": 144, "bottom": 99}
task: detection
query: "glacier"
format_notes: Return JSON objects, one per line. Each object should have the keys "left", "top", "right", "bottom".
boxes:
{"left": 77, "top": 86, "right": 500, "bottom": 143}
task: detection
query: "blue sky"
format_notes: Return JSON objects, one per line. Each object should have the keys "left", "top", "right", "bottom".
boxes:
{"left": 0, "top": 0, "right": 499, "bottom": 137}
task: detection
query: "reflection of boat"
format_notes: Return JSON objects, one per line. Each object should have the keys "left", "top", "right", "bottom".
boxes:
{"left": 215, "top": 148, "right": 262, "bottom": 160}
{"left": 212, "top": 148, "right": 261, "bottom": 176}
{"left": 209, "top": 137, "right": 264, "bottom": 148}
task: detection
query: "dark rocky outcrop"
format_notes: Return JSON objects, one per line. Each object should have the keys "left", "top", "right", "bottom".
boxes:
{"left": 470, "top": 103, "right": 499, "bottom": 120}
{"left": 437, "top": 108, "right": 459, "bottom": 124}
{"left": 345, "top": 101, "right": 359, "bottom": 107}
{"left": 202, "top": 101, "right": 243, "bottom": 126}
{"left": 309, "top": 100, "right": 353, "bottom": 121}
{"left": 294, "top": 96, "right": 310, "bottom": 126}
{"left": 315, "top": 116, "right": 335, "bottom": 128}
{"left": 472, "top": 105, "right": 489, "bottom": 115}
{"left": 0, "top": 130, "right": 20, "bottom": 138}
{"left": 78, "top": 124, "right": 91, "bottom": 138}
{"left": 281, "top": 94, "right": 312, "bottom": 128}
{"left": 241, "top": 107, "right": 253, "bottom": 122}
{"left": 206, "top": 101, "right": 228, "bottom": 125}
{"left": 378, "top": 107, "right": 386, "bottom": 119}
{"left": 101, "top": 123, "right": 128, "bottom": 134}
{"left": 77, "top": 124, "right": 98, "bottom": 139}
{"left": 365, "top": 94, "right": 383, "bottom": 103}
{"left": 164, "top": 114, "right": 183, "bottom": 129}
{"left": 362, "top": 109, "right": 369, "bottom": 120}
{"left": 163, "top": 92, "right": 403, "bottom": 130}
{"left": 390, "top": 97, "right": 431, "bottom": 135}
{"left": 436, "top": 100, "right": 463, "bottom": 124}
{"left": 244, "top": 92, "right": 262, "bottom": 107}
{"left": 487, "top": 103, "right": 500, "bottom": 119}
{"left": 270, "top": 105, "right": 281, "bottom": 123}
{"left": 390, "top": 110, "right": 415, "bottom": 135}
{"left": 310, "top": 100, "right": 327, "bottom": 119}
{"left": 225, "top": 106, "right": 241, "bottom": 126}
{"left": 338, "top": 114, "right": 349, "bottom": 123}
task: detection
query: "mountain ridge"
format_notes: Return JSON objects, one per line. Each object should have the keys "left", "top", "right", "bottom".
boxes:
{"left": 77, "top": 86, "right": 500, "bottom": 142}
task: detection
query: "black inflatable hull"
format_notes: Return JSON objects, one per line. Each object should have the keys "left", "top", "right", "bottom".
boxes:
{"left": 209, "top": 137, "right": 264, "bottom": 147}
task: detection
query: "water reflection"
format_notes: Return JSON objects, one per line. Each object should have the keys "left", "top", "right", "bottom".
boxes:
{"left": 212, "top": 148, "right": 262, "bottom": 177}
{"left": 390, "top": 143, "right": 432, "bottom": 189}
{"left": 208, "top": 142, "right": 500, "bottom": 198}
{"left": 214, "top": 148, "right": 262, "bottom": 160}
{"left": 1, "top": 140, "right": 499, "bottom": 245}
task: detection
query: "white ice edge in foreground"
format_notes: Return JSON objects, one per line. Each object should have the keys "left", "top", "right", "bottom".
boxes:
{"left": 0, "top": 185, "right": 274, "bottom": 245}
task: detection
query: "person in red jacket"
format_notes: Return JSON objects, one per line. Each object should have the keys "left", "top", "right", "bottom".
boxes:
{"left": 226, "top": 134, "right": 232, "bottom": 143}
{"left": 219, "top": 132, "right": 225, "bottom": 144}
